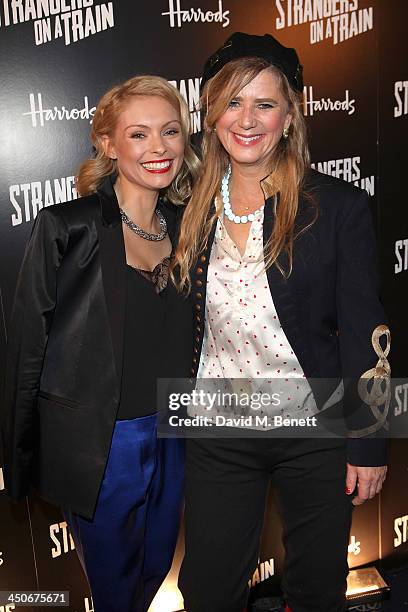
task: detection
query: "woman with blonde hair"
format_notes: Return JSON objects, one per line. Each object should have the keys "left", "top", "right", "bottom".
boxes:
{"left": 2, "top": 75, "right": 198, "bottom": 611}
{"left": 175, "top": 33, "right": 389, "bottom": 611}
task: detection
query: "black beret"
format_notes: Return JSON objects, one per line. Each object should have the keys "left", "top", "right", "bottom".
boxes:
{"left": 201, "top": 32, "right": 303, "bottom": 93}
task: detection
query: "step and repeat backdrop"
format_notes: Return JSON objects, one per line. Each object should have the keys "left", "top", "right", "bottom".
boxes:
{"left": 0, "top": 1, "right": 407, "bottom": 610}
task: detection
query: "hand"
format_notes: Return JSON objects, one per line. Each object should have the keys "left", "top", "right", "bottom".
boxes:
{"left": 346, "top": 464, "right": 387, "bottom": 506}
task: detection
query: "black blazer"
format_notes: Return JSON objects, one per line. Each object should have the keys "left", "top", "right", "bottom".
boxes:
{"left": 188, "top": 169, "right": 389, "bottom": 466}
{"left": 1, "top": 176, "right": 193, "bottom": 519}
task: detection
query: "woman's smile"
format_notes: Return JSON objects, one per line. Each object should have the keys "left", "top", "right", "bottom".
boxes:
{"left": 141, "top": 158, "right": 174, "bottom": 173}
{"left": 231, "top": 132, "right": 265, "bottom": 146}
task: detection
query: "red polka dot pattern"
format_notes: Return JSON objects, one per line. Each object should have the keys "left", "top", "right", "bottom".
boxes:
{"left": 193, "top": 212, "right": 317, "bottom": 423}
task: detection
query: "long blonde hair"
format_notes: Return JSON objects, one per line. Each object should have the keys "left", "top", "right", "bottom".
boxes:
{"left": 174, "top": 57, "right": 316, "bottom": 291}
{"left": 77, "top": 75, "right": 199, "bottom": 203}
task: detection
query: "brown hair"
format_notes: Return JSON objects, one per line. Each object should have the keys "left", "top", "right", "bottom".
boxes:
{"left": 174, "top": 57, "right": 316, "bottom": 291}
{"left": 77, "top": 75, "right": 199, "bottom": 203}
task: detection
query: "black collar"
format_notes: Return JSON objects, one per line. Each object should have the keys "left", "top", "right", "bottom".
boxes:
{"left": 96, "top": 173, "right": 181, "bottom": 244}
{"left": 97, "top": 174, "right": 121, "bottom": 228}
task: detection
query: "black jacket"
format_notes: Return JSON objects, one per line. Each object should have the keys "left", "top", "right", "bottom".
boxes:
{"left": 1, "top": 176, "right": 193, "bottom": 518}
{"left": 188, "top": 169, "right": 389, "bottom": 466}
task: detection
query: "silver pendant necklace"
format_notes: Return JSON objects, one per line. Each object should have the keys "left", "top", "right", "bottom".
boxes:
{"left": 221, "top": 165, "right": 264, "bottom": 224}
{"left": 119, "top": 207, "right": 167, "bottom": 241}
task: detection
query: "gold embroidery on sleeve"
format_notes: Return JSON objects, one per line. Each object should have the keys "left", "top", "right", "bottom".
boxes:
{"left": 350, "top": 325, "right": 391, "bottom": 437}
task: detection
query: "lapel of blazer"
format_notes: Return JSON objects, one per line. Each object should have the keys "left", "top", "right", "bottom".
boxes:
{"left": 189, "top": 203, "right": 217, "bottom": 376}
{"left": 157, "top": 199, "right": 179, "bottom": 250}
{"left": 96, "top": 175, "right": 126, "bottom": 385}
{"left": 264, "top": 193, "right": 317, "bottom": 378}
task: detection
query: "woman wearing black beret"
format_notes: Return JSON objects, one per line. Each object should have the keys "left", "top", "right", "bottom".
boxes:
{"left": 174, "top": 32, "right": 390, "bottom": 612}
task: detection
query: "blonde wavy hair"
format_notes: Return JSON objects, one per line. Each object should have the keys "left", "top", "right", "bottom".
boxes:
{"left": 174, "top": 57, "right": 317, "bottom": 291}
{"left": 77, "top": 75, "right": 199, "bottom": 203}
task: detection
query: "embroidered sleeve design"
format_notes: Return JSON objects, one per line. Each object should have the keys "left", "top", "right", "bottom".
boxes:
{"left": 350, "top": 324, "right": 391, "bottom": 437}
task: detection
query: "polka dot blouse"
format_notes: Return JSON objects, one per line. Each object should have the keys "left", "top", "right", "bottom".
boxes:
{"left": 196, "top": 208, "right": 318, "bottom": 419}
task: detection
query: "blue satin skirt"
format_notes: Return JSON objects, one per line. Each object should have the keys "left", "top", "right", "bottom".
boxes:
{"left": 65, "top": 414, "right": 184, "bottom": 612}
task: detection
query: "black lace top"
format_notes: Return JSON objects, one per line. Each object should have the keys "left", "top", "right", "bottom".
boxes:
{"left": 128, "top": 256, "right": 171, "bottom": 294}
{"left": 116, "top": 257, "right": 191, "bottom": 419}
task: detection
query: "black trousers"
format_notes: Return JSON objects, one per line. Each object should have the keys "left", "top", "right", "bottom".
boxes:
{"left": 179, "top": 437, "right": 353, "bottom": 612}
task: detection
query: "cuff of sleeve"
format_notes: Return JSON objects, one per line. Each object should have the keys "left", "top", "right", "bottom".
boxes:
{"left": 347, "top": 438, "right": 388, "bottom": 466}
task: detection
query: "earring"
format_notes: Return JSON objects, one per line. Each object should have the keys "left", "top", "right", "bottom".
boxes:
{"left": 283, "top": 126, "right": 290, "bottom": 139}
{"left": 213, "top": 127, "right": 217, "bottom": 132}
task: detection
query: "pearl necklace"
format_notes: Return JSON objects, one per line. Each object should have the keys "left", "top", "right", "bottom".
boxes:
{"left": 221, "top": 165, "right": 264, "bottom": 224}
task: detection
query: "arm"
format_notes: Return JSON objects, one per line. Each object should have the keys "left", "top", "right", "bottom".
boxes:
{"left": 336, "top": 189, "right": 389, "bottom": 502}
{"left": 1, "top": 209, "right": 68, "bottom": 500}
